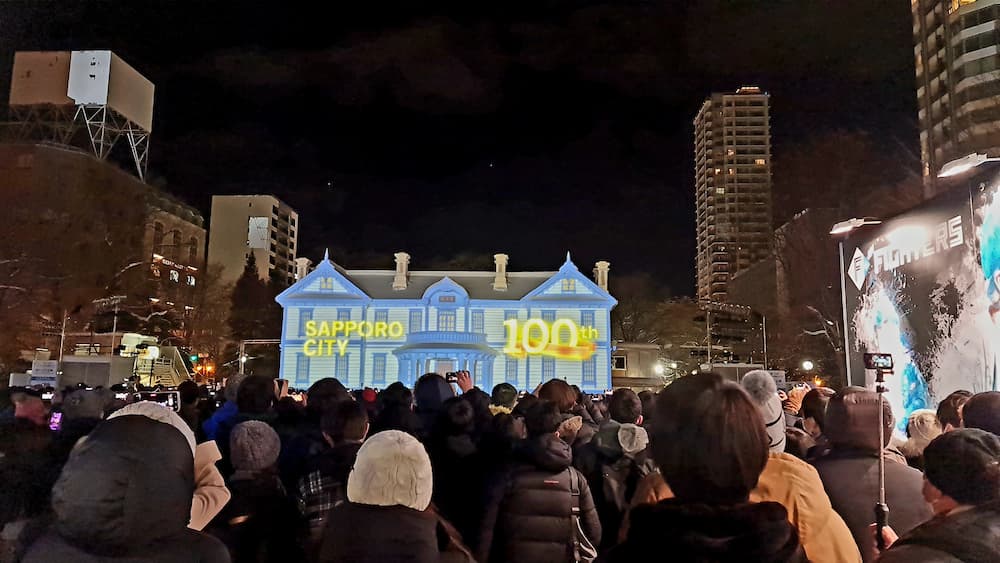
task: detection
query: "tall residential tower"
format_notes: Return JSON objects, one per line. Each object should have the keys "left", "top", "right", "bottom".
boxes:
{"left": 694, "top": 87, "right": 773, "bottom": 302}
{"left": 913, "top": 0, "right": 1000, "bottom": 197}
{"left": 207, "top": 195, "right": 299, "bottom": 286}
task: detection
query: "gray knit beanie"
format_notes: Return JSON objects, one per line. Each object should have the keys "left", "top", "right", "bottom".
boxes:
{"left": 742, "top": 371, "right": 786, "bottom": 454}
{"left": 230, "top": 420, "right": 280, "bottom": 472}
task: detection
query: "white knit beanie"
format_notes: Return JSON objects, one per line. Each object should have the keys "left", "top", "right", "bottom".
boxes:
{"left": 347, "top": 430, "right": 433, "bottom": 511}
{"left": 742, "top": 371, "right": 786, "bottom": 454}
{"left": 107, "top": 401, "right": 197, "bottom": 455}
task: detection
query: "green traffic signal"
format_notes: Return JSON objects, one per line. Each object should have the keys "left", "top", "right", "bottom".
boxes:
{"left": 189, "top": 354, "right": 199, "bottom": 362}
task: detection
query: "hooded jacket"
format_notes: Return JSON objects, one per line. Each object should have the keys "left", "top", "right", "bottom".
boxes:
{"left": 609, "top": 499, "right": 807, "bottom": 563}
{"left": 877, "top": 500, "right": 1000, "bottom": 563}
{"left": 476, "top": 433, "right": 601, "bottom": 563}
{"left": 627, "top": 452, "right": 861, "bottom": 563}
{"left": 573, "top": 420, "right": 656, "bottom": 550}
{"left": 21, "top": 415, "right": 229, "bottom": 562}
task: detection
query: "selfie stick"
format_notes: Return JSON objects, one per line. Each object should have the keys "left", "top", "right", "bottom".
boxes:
{"left": 874, "top": 366, "right": 890, "bottom": 550}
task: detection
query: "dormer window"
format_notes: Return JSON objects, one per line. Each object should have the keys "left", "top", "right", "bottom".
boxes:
{"left": 561, "top": 279, "right": 576, "bottom": 293}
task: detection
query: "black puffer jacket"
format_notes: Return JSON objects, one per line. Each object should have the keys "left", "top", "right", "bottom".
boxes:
{"left": 878, "top": 500, "right": 1000, "bottom": 563}
{"left": 21, "top": 415, "right": 229, "bottom": 562}
{"left": 319, "top": 503, "right": 467, "bottom": 563}
{"left": 608, "top": 499, "right": 807, "bottom": 563}
{"left": 477, "top": 434, "right": 601, "bottom": 563}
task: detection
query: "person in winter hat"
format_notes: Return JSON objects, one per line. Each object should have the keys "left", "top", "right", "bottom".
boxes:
{"left": 210, "top": 420, "right": 305, "bottom": 563}
{"left": 898, "top": 409, "right": 942, "bottom": 470}
{"left": 743, "top": 371, "right": 787, "bottom": 454}
{"left": 320, "top": 430, "right": 472, "bottom": 563}
{"left": 877, "top": 428, "right": 1000, "bottom": 562}
{"left": 20, "top": 405, "right": 229, "bottom": 562}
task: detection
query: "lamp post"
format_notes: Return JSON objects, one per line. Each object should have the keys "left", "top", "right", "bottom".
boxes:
{"left": 830, "top": 217, "right": 882, "bottom": 386}
{"left": 936, "top": 152, "right": 1000, "bottom": 178}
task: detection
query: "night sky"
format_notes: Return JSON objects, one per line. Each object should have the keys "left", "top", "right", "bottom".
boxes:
{"left": 1, "top": 1, "right": 916, "bottom": 294}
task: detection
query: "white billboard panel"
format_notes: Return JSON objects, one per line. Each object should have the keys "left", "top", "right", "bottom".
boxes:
{"left": 248, "top": 217, "right": 270, "bottom": 249}
{"left": 68, "top": 50, "right": 111, "bottom": 105}
{"left": 9, "top": 51, "right": 73, "bottom": 106}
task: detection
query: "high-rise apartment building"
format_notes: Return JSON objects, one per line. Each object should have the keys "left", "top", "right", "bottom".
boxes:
{"left": 913, "top": 0, "right": 1000, "bottom": 197}
{"left": 694, "top": 87, "right": 773, "bottom": 302}
{"left": 207, "top": 195, "right": 299, "bottom": 286}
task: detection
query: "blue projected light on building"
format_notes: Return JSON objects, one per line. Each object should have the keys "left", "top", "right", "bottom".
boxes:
{"left": 275, "top": 253, "right": 618, "bottom": 392}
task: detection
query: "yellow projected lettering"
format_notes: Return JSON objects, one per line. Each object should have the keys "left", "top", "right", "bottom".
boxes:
{"left": 302, "top": 319, "right": 406, "bottom": 357}
{"left": 503, "top": 318, "right": 598, "bottom": 360}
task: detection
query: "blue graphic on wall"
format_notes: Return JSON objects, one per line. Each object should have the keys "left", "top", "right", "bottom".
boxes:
{"left": 275, "top": 253, "right": 617, "bottom": 393}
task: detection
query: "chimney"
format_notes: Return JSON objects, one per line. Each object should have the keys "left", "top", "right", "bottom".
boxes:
{"left": 594, "top": 261, "right": 610, "bottom": 292}
{"left": 393, "top": 252, "right": 410, "bottom": 290}
{"left": 493, "top": 253, "right": 509, "bottom": 291}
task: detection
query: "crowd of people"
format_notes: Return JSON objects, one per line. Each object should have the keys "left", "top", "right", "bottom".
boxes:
{"left": 1, "top": 369, "right": 999, "bottom": 562}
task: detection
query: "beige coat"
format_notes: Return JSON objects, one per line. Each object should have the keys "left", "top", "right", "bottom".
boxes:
{"left": 624, "top": 452, "right": 861, "bottom": 563}
{"left": 189, "top": 440, "right": 231, "bottom": 531}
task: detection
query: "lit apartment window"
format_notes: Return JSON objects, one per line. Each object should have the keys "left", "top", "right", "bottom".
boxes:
{"left": 755, "top": 158, "right": 766, "bottom": 165}
{"left": 716, "top": 187, "right": 726, "bottom": 195}
{"left": 726, "top": 149, "right": 735, "bottom": 156}
{"left": 728, "top": 168, "right": 735, "bottom": 175}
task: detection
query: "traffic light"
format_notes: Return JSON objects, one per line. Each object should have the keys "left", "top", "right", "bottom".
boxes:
{"left": 190, "top": 354, "right": 199, "bottom": 362}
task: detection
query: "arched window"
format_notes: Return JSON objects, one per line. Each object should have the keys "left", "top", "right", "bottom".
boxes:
{"left": 188, "top": 237, "right": 199, "bottom": 264}
{"left": 171, "top": 232, "right": 182, "bottom": 260}
{"left": 152, "top": 222, "right": 164, "bottom": 254}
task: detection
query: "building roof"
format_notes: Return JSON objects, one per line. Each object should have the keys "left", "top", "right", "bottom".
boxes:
{"left": 342, "top": 269, "right": 555, "bottom": 300}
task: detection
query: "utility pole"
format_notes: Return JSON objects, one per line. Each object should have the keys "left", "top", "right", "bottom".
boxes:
{"left": 58, "top": 310, "right": 68, "bottom": 364}
{"left": 706, "top": 309, "right": 712, "bottom": 367}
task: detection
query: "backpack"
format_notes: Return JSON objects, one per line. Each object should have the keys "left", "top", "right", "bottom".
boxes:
{"left": 600, "top": 453, "right": 653, "bottom": 516}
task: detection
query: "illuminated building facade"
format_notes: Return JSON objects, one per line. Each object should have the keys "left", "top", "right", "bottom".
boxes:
{"left": 913, "top": 0, "right": 1000, "bottom": 197}
{"left": 694, "top": 87, "right": 773, "bottom": 302}
{"left": 276, "top": 253, "right": 617, "bottom": 393}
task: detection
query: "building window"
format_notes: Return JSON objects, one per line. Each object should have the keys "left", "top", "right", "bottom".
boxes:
{"left": 471, "top": 310, "right": 484, "bottom": 333}
{"left": 504, "top": 310, "right": 518, "bottom": 322}
{"left": 169, "top": 270, "right": 180, "bottom": 283}
{"left": 581, "top": 311, "right": 595, "bottom": 331}
{"left": 299, "top": 309, "right": 314, "bottom": 337}
{"left": 506, "top": 358, "right": 518, "bottom": 385}
{"left": 582, "top": 357, "right": 597, "bottom": 387}
{"left": 542, "top": 357, "right": 555, "bottom": 380}
{"left": 542, "top": 310, "right": 555, "bottom": 323}
{"left": 152, "top": 222, "right": 164, "bottom": 254}
{"left": 151, "top": 265, "right": 161, "bottom": 278}
{"left": 296, "top": 354, "right": 310, "bottom": 385}
{"left": 439, "top": 295, "right": 456, "bottom": 303}
{"left": 716, "top": 187, "right": 726, "bottom": 195}
{"left": 186, "top": 275, "right": 196, "bottom": 286}
{"left": 337, "top": 309, "right": 351, "bottom": 322}
{"left": 188, "top": 237, "right": 198, "bottom": 264}
{"left": 561, "top": 279, "right": 576, "bottom": 293}
{"left": 409, "top": 309, "right": 423, "bottom": 332}
{"left": 438, "top": 310, "right": 456, "bottom": 332}
{"left": 372, "top": 354, "right": 387, "bottom": 386}
{"left": 171, "top": 232, "right": 182, "bottom": 261}
{"left": 754, "top": 158, "right": 766, "bottom": 166}
{"left": 374, "top": 309, "right": 389, "bottom": 324}
{"left": 335, "top": 354, "right": 349, "bottom": 379}
{"left": 612, "top": 356, "right": 627, "bottom": 370}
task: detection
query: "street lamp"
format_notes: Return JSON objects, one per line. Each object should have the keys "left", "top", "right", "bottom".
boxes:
{"left": 830, "top": 217, "right": 883, "bottom": 386}
{"left": 937, "top": 152, "right": 1000, "bottom": 178}
{"left": 801, "top": 360, "right": 815, "bottom": 372}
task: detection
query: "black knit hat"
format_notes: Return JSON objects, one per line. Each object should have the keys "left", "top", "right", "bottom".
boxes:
{"left": 924, "top": 428, "right": 1000, "bottom": 505}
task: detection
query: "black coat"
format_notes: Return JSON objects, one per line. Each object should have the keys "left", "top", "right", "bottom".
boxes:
{"left": 607, "top": 499, "right": 807, "bottom": 563}
{"left": 812, "top": 447, "right": 932, "bottom": 563}
{"left": 878, "top": 500, "right": 1000, "bottom": 563}
{"left": 319, "top": 503, "right": 452, "bottom": 563}
{"left": 21, "top": 415, "right": 229, "bottom": 563}
{"left": 477, "top": 434, "right": 602, "bottom": 563}
{"left": 427, "top": 431, "right": 489, "bottom": 547}
{"left": 209, "top": 472, "right": 306, "bottom": 563}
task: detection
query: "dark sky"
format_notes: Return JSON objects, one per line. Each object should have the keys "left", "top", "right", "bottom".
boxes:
{"left": 1, "top": 1, "right": 917, "bottom": 294}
